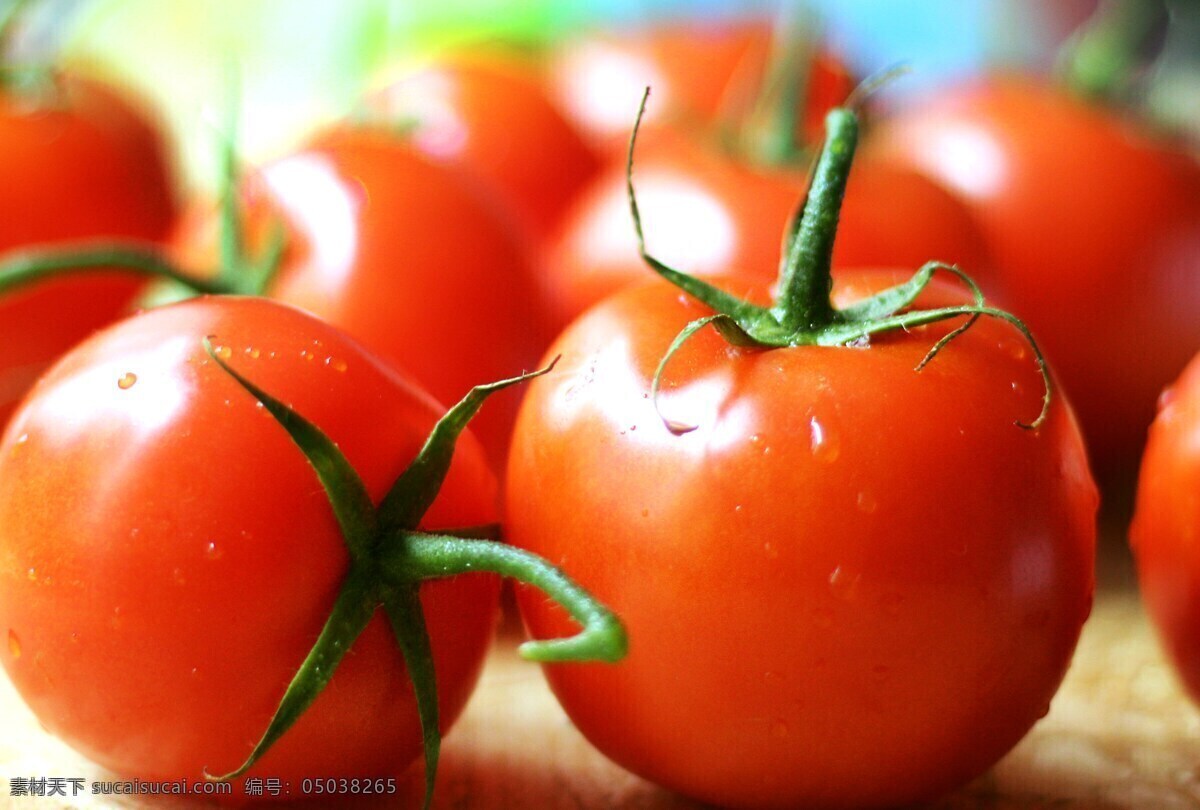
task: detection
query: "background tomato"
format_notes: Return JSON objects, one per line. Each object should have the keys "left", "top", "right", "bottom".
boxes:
{"left": 0, "top": 296, "right": 499, "bottom": 784}
{"left": 361, "top": 52, "right": 601, "bottom": 239}
{"left": 171, "top": 128, "right": 552, "bottom": 473}
{"left": 507, "top": 272, "right": 1096, "bottom": 809}
{"left": 866, "top": 77, "right": 1200, "bottom": 473}
{"left": 547, "top": 18, "right": 854, "bottom": 155}
{"left": 1132, "top": 352, "right": 1200, "bottom": 703}
{"left": 0, "top": 74, "right": 177, "bottom": 426}
{"left": 543, "top": 127, "right": 992, "bottom": 333}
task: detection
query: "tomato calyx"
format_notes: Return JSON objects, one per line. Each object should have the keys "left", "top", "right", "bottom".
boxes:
{"left": 628, "top": 88, "right": 1052, "bottom": 434}
{"left": 200, "top": 342, "right": 626, "bottom": 808}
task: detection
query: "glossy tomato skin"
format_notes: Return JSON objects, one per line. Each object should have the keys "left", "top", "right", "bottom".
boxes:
{"left": 544, "top": 130, "right": 992, "bottom": 333}
{"left": 0, "top": 75, "right": 178, "bottom": 424}
{"left": 1132, "top": 353, "right": 1200, "bottom": 702}
{"left": 866, "top": 77, "right": 1200, "bottom": 471}
{"left": 548, "top": 19, "right": 854, "bottom": 155}
{"left": 507, "top": 274, "right": 1096, "bottom": 808}
{"left": 363, "top": 54, "right": 601, "bottom": 238}
{"left": 0, "top": 297, "right": 499, "bottom": 784}
{"left": 172, "top": 128, "right": 551, "bottom": 473}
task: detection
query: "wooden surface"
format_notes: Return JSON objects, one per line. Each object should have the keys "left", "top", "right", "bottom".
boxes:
{"left": 3, "top": 542, "right": 1200, "bottom": 809}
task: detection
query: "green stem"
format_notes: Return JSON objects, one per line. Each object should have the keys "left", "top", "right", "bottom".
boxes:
{"left": 0, "top": 244, "right": 230, "bottom": 297}
{"left": 772, "top": 107, "right": 856, "bottom": 331}
{"left": 386, "top": 533, "right": 627, "bottom": 664}
{"left": 1059, "top": 0, "right": 1167, "bottom": 101}
{"left": 737, "top": 6, "right": 819, "bottom": 166}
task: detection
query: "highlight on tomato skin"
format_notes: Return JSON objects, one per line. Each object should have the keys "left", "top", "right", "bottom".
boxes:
{"left": 0, "top": 296, "right": 500, "bottom": 788}
{"left": 359, "top": 51, "right": 603, "bottom": 240}
{"left": 864, "top": 76, "right": 1200, "bottom": 473}
{"left": 1132, "top": 352, "right": 1200, "bottom": 705}
{"left": 506, "top": 273, "right": 1098, "bottom": 809}
{"left": 168, "top": 127, "right": 554, "bottom": 476}
{"left": 0, "top": 72, "right": 179, "bottom": 428}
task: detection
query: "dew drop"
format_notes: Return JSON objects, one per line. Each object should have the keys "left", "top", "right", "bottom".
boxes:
{"left": 7, "top": 630, "right": 20, "bottom": 659}
{"left": 828, "top": 565, "right": 861, "bottom": 600}
{"left": 214, "top": 345, "right": 232, "bottom": 361}
{"left": 244, "top": 347, "right": 261, "bottom": 360}
{"left": 326, "top": 357, "right": 348, "bottom": 373}
{"left": 117, "top": 372, "right": 138, "bottom": 390}
{"left": 204, "top": 541, "right": 223, "bottom": 561}
{"left": 255, "top": 400, "right": 266, "bottom": 411}
{"left": 301, "top": 350, "right": 315, "bottom": 361}
{"left": 763, "top": 541, "right": 779, "bottom": 560}
{"left": 172, "top": 568, "right": 186, "bottom": 586}
{"left": 26, "top": 567, "right": 36, "bottom": 582}
{"left": 1158, "top": 386, "right": 1177, "bottom": 414}
{"left": 809, "top": 417, "right": 840, "bottom": 463}
{"left": 856, "top": 491, "right": 877, "bottom": 514}
{"left": 1010, "top": 380, "right": 1022, "bottom": 394}
{"left": 1004, "top": 340, "right": 1028, "bottom": 362}
{"left": 770, "top": 719, "right": 789, "bottom": 739}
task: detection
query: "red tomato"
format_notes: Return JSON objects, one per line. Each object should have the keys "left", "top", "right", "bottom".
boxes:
{"left": 171, "top": 128, "right": 551, "bottom": 472}
{"left": 1132, "top": 352, "right": 1200, "bottom": 702}
{"left": 544, "top": 128, "right": 992, "bottom": 332}
{"left": 549, "top": 19, "right": 854, "bottom": 154}
{"left": 362, "top": 53, "right": 601, "bottom": 238}
{"left": 0, "top": 296, "right": 499, "bottom": 784}
{"left": 866, "top": 77, "right": 1200, "bottom": 471}
{"left": 0, "top": 74, "right": 177, "bottom": 424}
{"left": 507, "top": 272, "right": 1096, "bottom": 808}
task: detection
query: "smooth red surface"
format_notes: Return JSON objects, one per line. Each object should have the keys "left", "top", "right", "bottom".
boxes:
{"left": 363, "top": 54, "right": 601, "bottom": 238}
{"left": 507, "top": 272, "right": 1096, "bottom": 809}
{"left": 0, "top": 297, "right": 499, "bottom": 784}
{"left": 548, "top": 19, "right": 854, "bottom": 155}
{"left": 544, "top": 129, "right": 992, "bottom": 333}
{"left": 867, "top": 77, "right": 1200, "bottom": 470}
{"left": 0, "top": 75, "right": 178, "bottom": 424}
{"left": 172, "top": 129, "right": 552, "bottom": 473}
{"left": 1133, "top": 353, "right": 1200, "bottom": 703}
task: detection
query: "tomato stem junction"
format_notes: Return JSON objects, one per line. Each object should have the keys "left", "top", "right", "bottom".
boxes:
{"left": 626, "top": 86, "right": 1052, "bottom": 432}
{"left": 201, "top": 344, "right": 625, "bottom": 810}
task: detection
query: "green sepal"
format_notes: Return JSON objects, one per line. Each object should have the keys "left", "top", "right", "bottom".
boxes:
{"left": 204, "top": 338, "right": 378, "bottom": 560}
{"left": 205, "top": 571, "right": 379, "bottom": 781}
{"left": 378, "top": 360, "right": 559, "bottom": 533}
{"left": 383, "top": 586, "right": 440, "bottom": 810}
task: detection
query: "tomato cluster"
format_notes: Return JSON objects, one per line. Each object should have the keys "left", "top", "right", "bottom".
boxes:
{"left": 0, "top": 4, "right": 1198, "bottom": 809}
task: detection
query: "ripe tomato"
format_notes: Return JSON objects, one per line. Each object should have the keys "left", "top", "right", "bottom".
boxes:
{"left": 506, "top": 271, "right": 1096, "bottom": 808}
{"left": 548, "top": 18, "right": 853, "bottom": 155}
{"left": 0, "top": 73, "right": 177, "bottom": 425}
{"left": 171, "top": 128, "right": 551, "bottom": 472}
{"left": 361, "top": 53, "right": 601, "bottom": 238}
{"left": 0, "top": 296, "right": 499, "bottom": 784}
{"left": 544, "top": 128, "right": 992, "bottom": 332}
{"left": 1132, "top": 352, "right": 1200, "bottom": 702}
{"left": 866, "top": 77, "right": 1200, "bottom": 471}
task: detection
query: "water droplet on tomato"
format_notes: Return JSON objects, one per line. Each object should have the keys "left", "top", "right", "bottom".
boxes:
{"left": 770, "top": 720, "right": 789, "bottom": 739}
{"left": 828, "top": 565, "right": 860, "bottom": 600}
{"left": 244, "top": 347, "right": 261, "bottom": 360}
{"left": 1158, "top": 386, "right": 1177, "bottom": 414}
{"left": 301, "top": 350, "right": 315, "bottom": 361}
{"left": 214, "top": 345, "right": 233, "bottom": 361}
{"left": 764, "top": 541, "right": 779, "bottom": 560}
{"left": 856, "top": 491, "right": 877, "bottom": 514}
{"left": 26, "top": 568, "right": 36, "bottom": 582}
{"left": 117, "top": 372, "right": 137, "bottom": 390}
{"left": 1010, "top": 380, "right": 1022, "bottom": 395}
{"left": 204, "top": 542, "right": 223, "bottom": 561}
{"left": 1002, "top": 340, "right": 1027, "bottom": 362}
{"left": 326, "top": 357, "right": 348, "bottom": 373}
{"left": 809, "top": 417, "right": 839, "bottom": 463}
{"left": 7, "top": 630, "right": 20, "bottom": 659}
{"left": 172, "top": 568, "right": 186, "bottom": 586}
